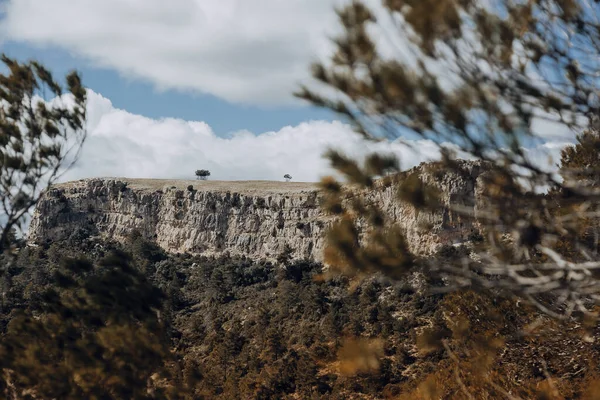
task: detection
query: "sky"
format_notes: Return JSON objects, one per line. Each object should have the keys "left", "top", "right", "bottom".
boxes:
{"left": 0, "top": 0, "right": 575, "bottom": 182}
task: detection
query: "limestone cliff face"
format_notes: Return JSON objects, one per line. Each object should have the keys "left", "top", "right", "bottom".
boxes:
{"left": 28, "top": 160, "right": 490, "bottom": 261}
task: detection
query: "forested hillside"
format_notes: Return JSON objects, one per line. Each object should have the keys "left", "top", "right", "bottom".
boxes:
{"left": 3, "top": 232, "right": 600, "bottom": 399}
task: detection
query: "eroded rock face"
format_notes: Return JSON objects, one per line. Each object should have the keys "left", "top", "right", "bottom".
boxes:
{"left": 28, "top": 160, "right": 491, "bottom": 261}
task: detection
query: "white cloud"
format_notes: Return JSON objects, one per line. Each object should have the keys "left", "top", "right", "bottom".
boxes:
{"left": 58, "top": 90, "right": 574, "bottom": 184}
{"left": 0, "top": 0, "right": 344, "bottom": 105}
{"left": 58, "top": 90, "right": 451, "bottom": 182}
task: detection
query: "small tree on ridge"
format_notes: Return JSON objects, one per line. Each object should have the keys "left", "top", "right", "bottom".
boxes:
{"left": 195, "top": 169, "right": 210, "bottom": 180}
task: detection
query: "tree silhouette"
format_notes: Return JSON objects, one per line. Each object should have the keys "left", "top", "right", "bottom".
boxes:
{"left": 195, "top": 169, "right": 211, "bottom": 180}
{"left": 0, "top": 60, "right": 185, "bottom": 399}
{"left": 284, "top": 174, "right": 292, "bottom": 182}
{"left": 0, "top": 55, "right": 87, "bottom": 252}
{"left": 297, "top": 0, "right": 600, "bottom": 319}
{"left": 296, "top": 1, "right": 600, "bottom": 396}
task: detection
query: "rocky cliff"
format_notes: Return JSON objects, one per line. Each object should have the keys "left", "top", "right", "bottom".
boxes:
{"left": 28, "top": 160, "right": 490, "bottom": 261}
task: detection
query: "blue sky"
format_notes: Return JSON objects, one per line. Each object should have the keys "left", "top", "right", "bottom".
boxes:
{"left": 0, "top": 40, "right": 336, "bottom": 136}
{"left": 0, "top": 0, "right": 377, "bottom": 181}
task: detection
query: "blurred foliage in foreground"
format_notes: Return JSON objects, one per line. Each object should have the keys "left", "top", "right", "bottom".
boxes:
{"left": 298, "top": 0, "right": 600, "bottom": 319}
{"left": 0, "top": 250, "right": 178, "bottom": 399}
{"left": 294, "top": 0, "right": 600, "bottom": 397}
{"left": 0, "top": 55, "right": 86, "bottom": 252}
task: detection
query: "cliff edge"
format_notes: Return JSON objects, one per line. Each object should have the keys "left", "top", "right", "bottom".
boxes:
{"left": 28, "top": 160, "right": 490, "bottom": 261}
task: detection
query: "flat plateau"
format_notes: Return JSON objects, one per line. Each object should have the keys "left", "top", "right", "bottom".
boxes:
{"left": 57, "top": 178, "right": 320, "bottom": 195}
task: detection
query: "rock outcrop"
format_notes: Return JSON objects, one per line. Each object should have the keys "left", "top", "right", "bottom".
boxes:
{"left": 28, "top": 160, "right": 491, "bottom": 261}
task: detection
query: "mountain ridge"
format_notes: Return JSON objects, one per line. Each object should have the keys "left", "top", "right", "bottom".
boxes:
{"left": 29, "top": 160, "right": 491, "bottom": 261}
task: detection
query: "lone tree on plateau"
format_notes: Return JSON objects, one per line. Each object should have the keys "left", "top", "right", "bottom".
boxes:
{"left": 195, "top": 169, "right": 210, "bottom": 180}
{"left": 284, "top": 174, "right": 292, "bottom": 182}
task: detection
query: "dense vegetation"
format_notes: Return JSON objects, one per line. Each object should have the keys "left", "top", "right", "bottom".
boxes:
{"left": 2, "top": 230, "right": 600, "bottom": 399}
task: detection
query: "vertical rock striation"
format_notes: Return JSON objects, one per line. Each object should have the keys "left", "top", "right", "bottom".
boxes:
{"left": 28, "top": 160, "right": 491, "bottom": 261}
